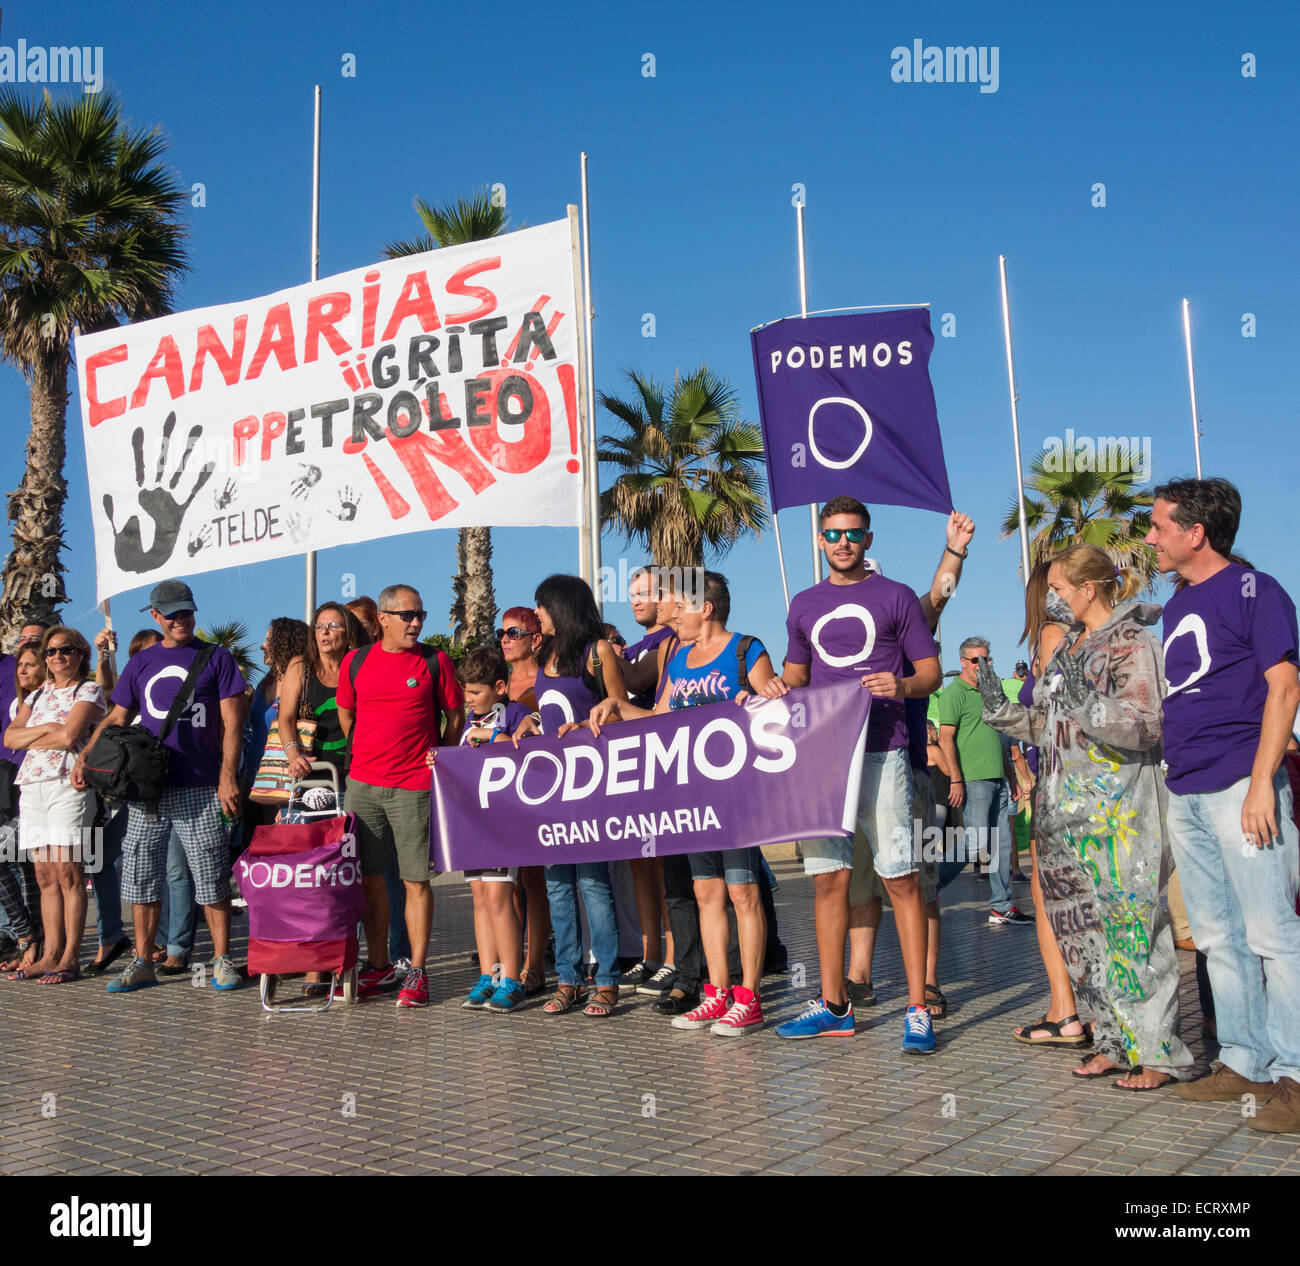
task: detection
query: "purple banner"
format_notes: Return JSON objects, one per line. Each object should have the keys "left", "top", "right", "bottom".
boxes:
{"left": 430, "top": 683, "right": 871, "bottom": 870}
{"left": 750, "top": 308, "right": 953, "bottom": 515}
{"left": 238, "top": 822, "right": 366, "bottom": 943}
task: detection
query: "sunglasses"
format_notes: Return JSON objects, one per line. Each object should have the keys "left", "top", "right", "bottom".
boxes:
{"left": 314, "top": 621, "right": 346, "bottom": 632}
{"left": 964, "top": 655, "right": 991, "bottom": 664}
{"left": 496, "top": 627, "right": 534, "bottom": 641}
{"left": 162, "top": 610, "right": 194, "bottom": 621}
{"left": 609, "top": 635, "right": 626, "bottom": 647}
{"left": 382, "top": 609, "right": 427, "bottom": 623}
{"left": 821, "top": 528, "right": 866, "bottom": 544}
{"left": 44, "top": 645, "right": 77, "bottom": 659}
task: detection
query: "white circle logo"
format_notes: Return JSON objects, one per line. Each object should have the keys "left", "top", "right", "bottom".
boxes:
{"left": 143, "top": 664, "right": 190, "bottom": 721}
{"left": 808, "top": 397, "right": 873, "bottom": 470}
{"left": 810, "top": 603, "right": 877, "bottom": 668}
{"left": 1164, "top": 613, "right": 1212, "bottom": 696}
{"left": 537, "top": 689, "right": 576, "bottom": 728}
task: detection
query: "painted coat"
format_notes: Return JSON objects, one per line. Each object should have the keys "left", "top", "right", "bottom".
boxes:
{"left": 984, "top": 600, "right": 1192, "bottom": 1074}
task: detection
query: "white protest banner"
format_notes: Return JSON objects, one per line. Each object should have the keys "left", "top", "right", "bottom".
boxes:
{"left": 75, "top": 217, "right": 584, "bottom": 601}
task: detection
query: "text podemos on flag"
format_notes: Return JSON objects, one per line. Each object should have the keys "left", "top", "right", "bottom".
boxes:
{"left": 430, "top": 683, "right": 871, "bottom": 870}
{"left": 75, "top": 218, "right": 584, "bottom": 601}
{"left": 750, "top": 307, "right": 953, "bottom": 515}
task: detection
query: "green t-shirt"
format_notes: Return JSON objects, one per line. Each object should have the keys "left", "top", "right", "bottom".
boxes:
{"left": 1000, "top": 677, "right": 1023, "bottom": 704}
{"left": 935, "top": 677, "right": 1005, "bottom": 782}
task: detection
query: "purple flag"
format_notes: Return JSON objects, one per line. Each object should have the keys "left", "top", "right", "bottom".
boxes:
{"left": 430, "top": 683, "right": 871, "bottom": 870}
{"left": 750, "top": 308, "right": 953, "bottom": 514}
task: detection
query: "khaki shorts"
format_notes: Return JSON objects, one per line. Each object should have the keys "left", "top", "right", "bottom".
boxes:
{"left": 849, "top": 764, "right": 940, "bottom": 906}
{"left": 344, "top": 779, "right": 433, "bottom": 883}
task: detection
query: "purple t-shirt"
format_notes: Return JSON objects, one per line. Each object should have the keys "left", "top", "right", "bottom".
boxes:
{"left": 1162, "top": 564, "right": 1300, "bottom": 794}
{"left": 461, "top": 699, "right": 531, "bottom": 743}
{"left": 111, "top": 639, "right": 247, "bottom": 787}
{"left": 1018, "top": 671, "right": 1039, "bottom": 776}
{"left": 0, "top": 653, "right": 19, "bottom": 765}
{"left": 626, "top": 625, "right": 674, "bottom": 710}
{"left": 785, "top": 574, "right": 939, "bottom": 752}
{"left": 535, "top": 648, "right": 600, "bottom": 736}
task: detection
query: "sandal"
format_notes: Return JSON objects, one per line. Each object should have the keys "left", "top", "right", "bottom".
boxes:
{"left": 37, "top": 967, "right": 81, "bottom": 985}
{"left": 521, "top": 969, "right": 547, "bottom": 998}
{"left": 1115, "top": 1067, "right": 1174, "bottom": 1092}
{"left": 0, "top": 934, "right": 40, "bottom": 974}
{"left": 1014, "top": 1012, "right": 1091, "bottom": 1047}
{"left": 542, "top": 984, "right": 587, "bottom": 1015}
{"left": 925, "top": 984, "right": 948, "bottom": 1019}
{"left": 1071, "top": 1051, "right": 1124, "bottom": 1078}
{"left": 583, "top": 985, "right": 619, "bottom": 1017}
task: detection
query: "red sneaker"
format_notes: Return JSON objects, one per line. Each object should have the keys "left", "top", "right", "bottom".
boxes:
{"left": 358, "top": 962, "right": 403, "bottom": 998}
{"left": 711, "top": 985, "right": 764, "bottom": 1037}
{"left": 396, "top": 966, "right": 428, "bottom": 1008}
{"left": 670, "top": 983, "right": 732, "bottom": 1030}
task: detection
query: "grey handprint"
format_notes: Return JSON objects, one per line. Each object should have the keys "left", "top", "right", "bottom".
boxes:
{"left": 1056, "top": 648, "right": 1090, "bottom": 709}
{"left": 214, "top": 478, "right": 236, "bottom": 510}
{"left": 286, "top": 511, "right": 311, "bottom": 543}
{"left": 975, "top": 657, "right": 1005, "bottom": 711}
{"left": 329, "top": 485, "right": 361, "bottom": 522}
{"left": 187, "top": 523, "right": 214, "bottom": 557}
{"left": 104, "top": 414, "right": 215, "bottom": 574}
{"left": 291, "top": 464, "right": 323, "bottom": 500}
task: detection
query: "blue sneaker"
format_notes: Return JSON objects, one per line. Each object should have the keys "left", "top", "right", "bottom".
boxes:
{"left": 484, "top": 977, "right": 526, "bottom": 1013}
{"left": 105, "top": 956, "right": 156, "bottom": 994}
{"left": 902, "top": 1004, "right": 936, "bottom": 1054}
{"left": 462, "top": 973, "right": 496, "bottom": 1009}
{"left": 775, "top": 997, "right": 855, "bottom": 1039}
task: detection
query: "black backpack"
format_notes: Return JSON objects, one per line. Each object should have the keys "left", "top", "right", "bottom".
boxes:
{"left": 82, "top": 644, "right": 216, "bottom": 805}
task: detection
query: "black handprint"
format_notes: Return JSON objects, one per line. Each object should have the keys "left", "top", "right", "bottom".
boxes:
{"left": 291, "top": 464, "right": 323, "bottom": 500}
{"left": 103, "top": 414, "right": 215, "bottom": 574}
{"left": 214, "top": 478, "right": 236, "bottom": 510}
{"left": 329, "top": 485, "right": 361, "bottom": 522}
{"left": 187, "top": 523, "right": 214, "bottom": 557}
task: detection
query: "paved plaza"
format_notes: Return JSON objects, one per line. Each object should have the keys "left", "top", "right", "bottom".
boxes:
{"left": 0, "top": 860, "right": 1295, "bottom": 1176}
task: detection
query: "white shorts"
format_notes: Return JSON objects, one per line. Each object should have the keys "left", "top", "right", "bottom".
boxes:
{"left": 17, "top": 778, "right": 96, "bottom": 860}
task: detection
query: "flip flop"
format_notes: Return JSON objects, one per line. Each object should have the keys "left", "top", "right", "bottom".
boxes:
{"left": 1072, "top": 1051, "right": 1124, "bottom": 1078}
{"left": 36, "top": 967, "right": 81, "bottom": 985}
{"left": 1014, "top": 1012, "right": 1091, "bottom": 1046}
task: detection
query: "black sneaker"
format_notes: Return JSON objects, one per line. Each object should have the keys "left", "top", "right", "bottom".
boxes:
{"left": 619, "top": 960, "right": 653, "bottom": 989}
{"left": 989, "top": 906, "right": 1033, "bottom": 926}
{"left": 653, "top": 989, "right": 700, "bottom": 1016}
{"left": 637, "top": 965, "right": 677, "bottom": 996}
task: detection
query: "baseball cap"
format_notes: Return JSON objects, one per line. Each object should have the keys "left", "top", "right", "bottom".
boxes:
{"left": 142, "top": 580, "right": 197, "bottom": 616}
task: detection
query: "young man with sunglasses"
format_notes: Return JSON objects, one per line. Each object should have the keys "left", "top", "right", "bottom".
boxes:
{"left": 337, "top": 584, "right": 464, "bottom": 1008}
{"left": 761, "top": 497, "right": 942, "bottom": 1052}
{"left": 72, "top": 580, "right": 248, "bottom": 994}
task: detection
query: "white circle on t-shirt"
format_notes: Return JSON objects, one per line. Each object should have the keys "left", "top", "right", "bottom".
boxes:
{"left": 142, "top": 664, "right": 191, "bottom": 721}
{"left": 1163, "top": 613, "right": 1212, "bottom": 696}
{"left": 810, "top": 603, "right": 877, "bottom": 669}
{"left": 537, "top": 689, "right": 575, "bottom": 725}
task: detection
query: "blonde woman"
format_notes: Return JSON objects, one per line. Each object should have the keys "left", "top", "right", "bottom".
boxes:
{"left": 3, "top": 628, "right": 106, "bottom": 983}
{"left": 979, "top": 544, "right": 1192, "bottom": 1090}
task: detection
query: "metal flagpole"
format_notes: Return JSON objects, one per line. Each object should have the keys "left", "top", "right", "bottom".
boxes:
{"left": 1182, "top": 298, "right": 1204, "bottom": 479}
{"left": 796, "top": 201, "right": 822, "bottom": 586}
{"left": 998, "top": 255, "right": 1032, "bottom": 589}
{"left": 580, "top": 153, "right": 603, "bottom": 612}
{"left": 304, "top": 85, "right": 322, "bottom": 622}
{"left": 569, "top": 206, "right": 592, "bottom": 586}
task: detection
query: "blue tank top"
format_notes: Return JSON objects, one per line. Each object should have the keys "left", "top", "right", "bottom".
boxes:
{"left": 666, "top": 634, "right": 765, "bottom": 711}
{"left": 536, "top": 644, "right": 599, "bottom": 734}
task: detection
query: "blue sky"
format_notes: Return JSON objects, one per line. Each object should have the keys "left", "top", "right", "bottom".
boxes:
{"left": 3, "top": 0, "right": 1297, "bottom": 677}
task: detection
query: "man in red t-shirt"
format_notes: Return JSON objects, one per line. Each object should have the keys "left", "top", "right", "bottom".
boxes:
{"left": 336, "top": 583, "right": 463, "bottom": 1007}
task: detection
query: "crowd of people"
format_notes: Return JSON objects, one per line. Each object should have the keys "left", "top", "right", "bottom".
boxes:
{"left": 0, "top": 477, "right": 1296, "bottom": 1132}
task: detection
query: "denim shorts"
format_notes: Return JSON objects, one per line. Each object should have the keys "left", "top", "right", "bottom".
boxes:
{"left": 688, "top": 846, "right": 762, "bottom": 887}
{"left": 849, "top": 764, "right": 938, "bottom": 903}
{"left": 802, "top": 747, "right": 915, "bottom": 881}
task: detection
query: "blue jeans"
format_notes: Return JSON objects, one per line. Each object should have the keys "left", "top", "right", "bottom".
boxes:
{"left": 162, "top": 828, "right": 196, "bottom": 958}
{"left": 939, "top": 778, "right": 1012, "bottom": 910}
{"left": 1167, "top": 771, "right": 1300, "bottom": 1084}
{"left": 385, "top": 848, "right": 411, "bottom": 961}
{"left": 91, "top": 805, "right": 125, "bottom": 947}
{"left": 546, "top": 862, "right": 619, "bottom": 987}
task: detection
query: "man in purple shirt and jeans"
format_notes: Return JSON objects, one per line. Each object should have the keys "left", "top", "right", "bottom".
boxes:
{"left": 1146, "top": 478, "right": 1300, "bottom": 1132}
{"left": 761, "top": 497, "right": 941, "bottom": 1053}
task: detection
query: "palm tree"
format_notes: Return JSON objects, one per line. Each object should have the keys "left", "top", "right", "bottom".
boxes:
{"left": 383, "top": 187, "right": 507, "bottom": 645}
{"left": 197, "top": 619, "right": 257, "bottom": 683}
{"left": 598, "top": 366, "right": 768, "bottom": 570}
{"left": 1001, "top": 448, "right": 1157, "bottom": 589}
{"left": 0, "top": 89, "right": 189, "bottom": 642}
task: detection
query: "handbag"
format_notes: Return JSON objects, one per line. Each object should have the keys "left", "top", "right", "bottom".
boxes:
{"left": 250, "top": 662, "right": 318, "bottom": 804}
{"left": 81, "top": 644, "right": 216, "bottom": 805}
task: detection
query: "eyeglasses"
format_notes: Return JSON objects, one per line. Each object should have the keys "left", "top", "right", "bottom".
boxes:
{"left": 44, "top": 645, "right": 76, "bottom": 659}
{"left": 315, "top": 621, "right": 345, "bottom": 632}
{"left": 382, "top": 609, "right": 427, "bottom": 623}
{"left": 496, "top": 627, "right": 533, "bottom": 641}
{"left": 821, "top": 528, "right": 867, "bottom": 544}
